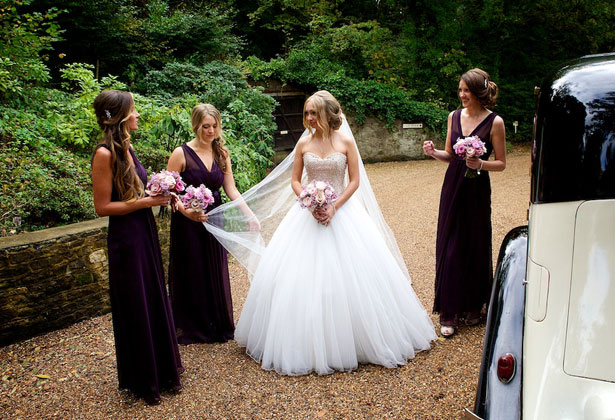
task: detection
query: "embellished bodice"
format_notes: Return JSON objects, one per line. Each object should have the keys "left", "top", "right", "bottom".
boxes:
{"left": 303, "top": 152, "right": 347, "bottom": 194}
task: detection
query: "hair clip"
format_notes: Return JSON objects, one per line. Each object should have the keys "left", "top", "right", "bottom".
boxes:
{"left": 105, "top": 110, "right": 111, "bottom": 119}
{"left": 484, "top": 78, "right": 488, "bottom": 89}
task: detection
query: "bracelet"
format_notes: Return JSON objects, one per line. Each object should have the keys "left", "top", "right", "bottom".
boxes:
{"left": 478, "top": 159, "right": 484, "bottom": 174}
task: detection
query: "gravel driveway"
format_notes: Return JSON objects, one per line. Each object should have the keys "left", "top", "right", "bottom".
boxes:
{"left": 0, "top": 146, "right": 531, "bottom": 420}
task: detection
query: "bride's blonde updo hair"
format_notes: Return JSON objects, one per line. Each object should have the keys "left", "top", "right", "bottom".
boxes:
{"left": 303, "top": 90, "right": 343, "bottom": 139}
{"left": 461, "top": 68, "right": 498, "bottom": 108}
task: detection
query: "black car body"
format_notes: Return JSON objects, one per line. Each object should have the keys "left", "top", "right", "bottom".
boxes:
{"left": 464, "top": 53, "right": 615, "bottom": 420}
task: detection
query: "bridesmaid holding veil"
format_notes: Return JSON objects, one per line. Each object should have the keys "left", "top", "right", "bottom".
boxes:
{"left": 166, "top": 104, "right": 257, "bottom": 344}
{"left": 423, "top": 68, "right": 506, "bottom": 338}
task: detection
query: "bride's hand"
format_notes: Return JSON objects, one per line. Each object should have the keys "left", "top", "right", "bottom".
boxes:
{"left": 312, "top": 207, "right": 327, "bottom": 223}
{"left": 319, "top": 205, "right": 336, "bottom": 226}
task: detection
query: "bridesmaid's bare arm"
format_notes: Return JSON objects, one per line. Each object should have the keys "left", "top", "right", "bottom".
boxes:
{"left": 474, "top": 116, "right": 506, "bottom": 172}
{"left": 92, "top": 147, "right": 168, "bottom": 217}
{"left": 221, "top": 154, "right": 260, "bottom": 231}
{"left": 423, "top": 111, "right": 455, "bottom": 163}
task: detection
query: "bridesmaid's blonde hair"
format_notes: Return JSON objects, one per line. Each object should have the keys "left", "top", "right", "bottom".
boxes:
{"left": 303, "top": 90, "right": 343, "bottom": 140}
{"left": 191, "top": 104, "right": 228, "bottom": 172}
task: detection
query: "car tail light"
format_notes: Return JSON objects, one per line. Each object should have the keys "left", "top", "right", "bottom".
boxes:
{"left": 497, "top": 353, "right": 516, "bottom": 384}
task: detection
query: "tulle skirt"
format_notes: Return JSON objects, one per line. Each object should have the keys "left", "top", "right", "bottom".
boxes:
{"left": 235, "top": 195, "right": 437, "bottom": 375}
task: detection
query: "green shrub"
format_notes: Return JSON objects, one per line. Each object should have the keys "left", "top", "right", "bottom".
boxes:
{"left": 0, "top": 0, "right": 62, "bottom": 102}
{"left": 134, "top": 61, "right": 278, "bottom": 193}
{"left": 0, "top": 144, "right": 95, "bottom": 235}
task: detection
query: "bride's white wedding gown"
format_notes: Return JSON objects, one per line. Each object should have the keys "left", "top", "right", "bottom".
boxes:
{"left": 235, "top": 151, "right": 437, "bottom": 375}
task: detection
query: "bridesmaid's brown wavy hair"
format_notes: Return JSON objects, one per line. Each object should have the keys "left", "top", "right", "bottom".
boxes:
{"left": 461, "top": 68, "right": 499, "bottom": 108}
{"left": 303, "top": 90, "right": 343, "bottom": 141}
{"left": 92, "top": 90, "right": 144, "bottom": 202}
{"left": 191, "top": 104, "right": 228, "bottom": 172}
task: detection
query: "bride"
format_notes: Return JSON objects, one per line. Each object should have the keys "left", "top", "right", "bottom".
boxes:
{"left": 205, "top": 90, "right": 436, "bottom": 375}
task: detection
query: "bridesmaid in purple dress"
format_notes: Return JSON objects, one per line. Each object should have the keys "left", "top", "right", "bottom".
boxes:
{"left": 423, "top": 69, "right": 507, "bottom": 338}
{"left": 91, "top": 90, "right": 183, "bottom": 405}
{"left": 166, "top": 104, "right": 259, "bottom": 344}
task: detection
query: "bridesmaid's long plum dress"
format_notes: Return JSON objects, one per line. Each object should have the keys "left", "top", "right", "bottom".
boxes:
{"left": 168, "top": 144, "right": 234, "bottom": 344}
{"left": 433, "top": 109, "right": 497, "bottom": 326}
{"left": 103, "top": 145, "right": 183, "bottom": 402}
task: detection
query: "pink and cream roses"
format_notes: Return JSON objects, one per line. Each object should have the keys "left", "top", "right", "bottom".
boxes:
{"left": 452, "top": 135, "right": 487, "bottom": 178}
{"left": 180, "top": 184, "right": 215, "bottom": 212}
{"left": 298, "top": 180, "right": 338, "bottom": 212}
{"left": 146, "top": 170, "right": 185, "bottom": 196}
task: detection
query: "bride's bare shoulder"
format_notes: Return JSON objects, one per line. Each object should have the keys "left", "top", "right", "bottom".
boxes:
{"left": 297, "top": 134, "right": 312, "bottom": 146}
{"left": 296, "top": 133, "right": 314, "bottom": 150}
{"left": 334, "top": 131, "right": 354, "bottom": 151}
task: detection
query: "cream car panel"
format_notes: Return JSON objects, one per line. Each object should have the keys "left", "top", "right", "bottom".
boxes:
{"left": 564, "top": 199, "right": 615, "bottom": 382}
{"left": 524, "top": 202, "right": 576, "bottom": 419}
{"left": 527, "top": 259, "right": 549, "bottom": 322}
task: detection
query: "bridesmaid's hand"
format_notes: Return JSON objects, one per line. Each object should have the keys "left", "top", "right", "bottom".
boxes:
{"left": 170, "top": 193, "right": 180, "bottom": 212}
{"left": 187, "top": 209, "right": 208, "bottom": 223}
{"left": 147, "top": 194, "right": 171, "bottom": 208}
{"left": 466, "top": 156, "right": 482, "bottom": 170}
{"left": 248, "top": 218, "right": 261, "bottom": 232}
{"left": 423, "top": 140, "right": 436, "bottom": 156}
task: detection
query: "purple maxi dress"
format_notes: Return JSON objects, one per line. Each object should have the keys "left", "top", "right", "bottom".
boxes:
{"left": 168, "top": 144, "right": 234, "bottom": 344}
{"left": 102, "top": 145, "right": 183, "bottom": 402}
{"left": 433, "top": 109, "right": 497, "bottom": 326}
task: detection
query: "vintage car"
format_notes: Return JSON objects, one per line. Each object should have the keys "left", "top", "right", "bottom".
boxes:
{"left": 463, "top": 53, "right": 615, "bottom": 419}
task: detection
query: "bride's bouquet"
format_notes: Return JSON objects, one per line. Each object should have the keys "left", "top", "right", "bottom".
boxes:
{"left": 453, "top": 135, "right": 487, "bottom": 178}
{"left": 146, "top": 170, "right": 185, "bottom": 196}
{"left": 298, "top": 180, "right": 338, "bottom": 212}
{"left": 180, "top": 184, "right": 215, "bottom": 212}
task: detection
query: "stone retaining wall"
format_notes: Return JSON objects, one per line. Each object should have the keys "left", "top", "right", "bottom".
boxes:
{"left": 0, "top": 213, "right": 171, "bottom": 346}
{"left": 348, "top": 114, "right": 436, "bottom": 163}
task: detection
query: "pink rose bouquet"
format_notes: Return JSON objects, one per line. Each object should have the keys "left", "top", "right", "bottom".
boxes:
{"left": 180, "top": 184, "right": 215, "bottom": 212}
{"left": 146, "top": 170, "right": 185, "bottom": 196}
{"left": 453, "top": 135, "right": 487, "bottom": 178}
{"left": 297, "top": 180, "right": 338, "bottom": 212}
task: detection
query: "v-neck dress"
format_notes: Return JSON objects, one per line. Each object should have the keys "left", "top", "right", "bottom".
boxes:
{"left": 433, "top": 109, "right": 497, "bottom": 326}
{"left": 100, "top": 145, "right": 183, "bottom": 402}
{"left": 168, "top": 144, "right": 234, "bottom": 344}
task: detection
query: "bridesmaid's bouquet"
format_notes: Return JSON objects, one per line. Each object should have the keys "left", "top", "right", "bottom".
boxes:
{"left": 453, "top": 135, "right": 487, "bottom": 178}
{"left": 298, "top": 180, "right": 338, "bottom": 212}
{"left": 180, "top": 184, "right": 215, "bottom": 212}
{"left": 146, "top": 170, "right": 185, "bottom": 196}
